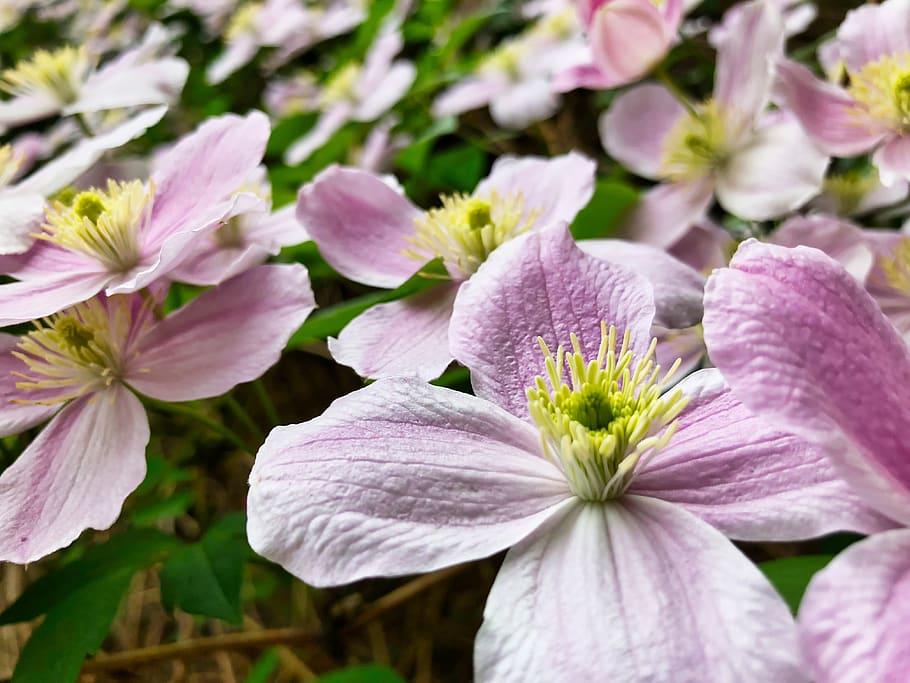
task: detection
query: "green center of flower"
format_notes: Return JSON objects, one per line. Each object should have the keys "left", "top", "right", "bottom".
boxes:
{"left": 13, "top": 298, "right": 138, "bottom": 404}
{"left": 404, "top": 192, "right": 538, "bottom": 279}
{"left": 0, "top": 46, "right": 90, "bottom": 105}
{"left": 848, "top": 54, "right": 910, "bottom": 129}
{"left": 661, "top": 100, "right": 730, "bottom": 182}
{"left": 527, "top": 323, "right": 688, "bottom": 501}
{"left": 39, "top": 179, "right": 151, "bottom": 272}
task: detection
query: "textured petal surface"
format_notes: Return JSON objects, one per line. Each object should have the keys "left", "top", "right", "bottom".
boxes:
{"left": 0, "top": 270, "right": 110, "bottom": 327}
{"left": 296, "top": 165, "right": 422, "bottom": 288}
{"left": 475, "top": 497, "right": 805, "bottom": 683}
{"left": 771, "top": 215, "right": 875, "bottom": 281}
{"left": 704, "top": 240, "right": 910, "bottom": 525}
{"left": 800, "top": 529, "right": 910, "bottom": 683}
{"left": 450, "top": 225, "right": 655, "bottom": 420}
{"left": 0, "top": 385, "right": 149, "bottom": 564}
{"left": 247, "top": 378, "right": 574, "bottom": 586}
{"left": 631, "top": 369, "right": 892, "bottom": 540}
{"left": 329, "top": 282, "right": 459, "bottom": 381}
{"left": 127, "top": 264, "right": 314, "bottom": 401}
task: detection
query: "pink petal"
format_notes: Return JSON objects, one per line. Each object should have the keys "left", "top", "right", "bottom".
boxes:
{"left": 704, "top": 240, "right": 910, "bottom": 525}
{"left": 667, "top": 218, "right": 734, "bottom": 272}
{"left": 578, "top": 238, "right": 705, "bottom": 329}
{"left": 296, "top": 165, "right": 422, "bottom": 288}
{"left": 449, "top": 225, "right": 654, "bottom": 420}
{"left": 619, "top": 179, "right": 715, "bottom": 248}
{"left": 284, "top": 104, "right": 352, "bottom": 165}
{"left": 0, "top": 333, "right": 59, "bottom": 437}
{"left": 873, "top": 135, "right": 910, "bottom": 187}
{"left": 771, "top": 215, "right": 875, "bottom": 282}
{"left": 432, "top": 78, "right": 502, "bottom": 118}
{"left": 0, "top": 385, "right": 149, "bottom": 563}
{"left": 799, "top": 529, "right": 910, "bottom": 683}
{"left": 126, "top": 264, "right": 314, "bottom": 401}
{"left": 474, "top": 152, "right": 596, "bottom": 231}
{"left": 247, "top": 378, "right": 574, "bottom": 586}
{"left": 0, "top": 93, "right": 59, "bottom": 131}
{"left": 206, "top": 38, "right": 259, "bottom": 85}
{"left": 0, "top": 193, "right": 45, "bottom": 255}
{"left": 476, "top": 498, "right": 804, "bottom": 681}
{"left": 551, "top": 63, "right": 613, "bottom": 93}
{"left": 355, "top": 28, "right": 404, "bottom": 95}
{"left": 774, "top": 59, "right": 885, "bottom": 156}
{"left": 631, "top": 369, "right": 892, "bottom": 540}
{"left": 836, "top": 1, "right": 910, "bottom": 73}
{"left": 589, "top": 0, "right": 672, "bottom": 87}
{"left": 715, "top": 116, "right": 829, "bottom": 220}
{"left": 599, "top": 84, "right": 685, "bottom": 180}
{"left": 353, "top": 61, "right": 416, "bottom": 121}
{"left": 70, "top": 57, "right": 188, "bottom": 114}
{"left": 488, "top": 78, "right": 561, "bottom": 130}
{"left": 329, "top": 282, "right": 459, "bottom": 382}
{"left": 0, "top": 270, "right": 111, "bottom": 326}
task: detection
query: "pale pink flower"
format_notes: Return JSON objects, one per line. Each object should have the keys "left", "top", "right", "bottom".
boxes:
{"left": 709, "top": 0, "right": 816, "bottom": 46}
{"left": 0, "top": 111, "right": 271, "bottom": 326}
{"left": 296, "top": 152, "right": 596, "bottom": 380}
{"left": 249, "top": 226, "right": 883, "bottom": 682}
{"left": 703, "top": 239, "right": 910, "bottom": 683}
{"left": 775, "top": 0, "right": 910, "bottom": 185}
{"left": 0, "top": 263, "right": 314, "bottom": 563}
{"left": 0, "top": 107, "right": 166, "bottom": 256}
{"left": 284, "top": 28, "right": 415, "bottom": 165}
{"left": 601, "top": 0, "right": 828, "bottom": 246}
{"left": 810, "top": 168, "right": 909, "bottom": 217}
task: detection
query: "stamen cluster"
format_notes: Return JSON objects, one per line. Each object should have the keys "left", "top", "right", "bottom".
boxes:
{"left": 661, "top": 100, "right": 730, "bottom": 182}
{"left": 848, "top": 54, "right": 910, "bottom": 129}
{"left": 0, "top": 46, "right": 90, "bottom": 104}
{"left": 0, "top": 144, "right": 24, "bottom": 188}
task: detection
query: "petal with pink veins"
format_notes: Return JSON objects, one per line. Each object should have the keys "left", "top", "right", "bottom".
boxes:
{"left": 873, "top": 135, "right": 910, "bottom": 187}
{"left": 551, "top": 62, "right": 613, "bottom": 93}
{"left": 0, "top": 385, "right": 149, "bottom": 564}
{"left": 126, "top": 264, "right": 314, "bottom": 401}
{"left": 475, "top": 497, "right": 805, "bottom": 682}
{"left": 704, "top": 240, "right": 910, "bottom": 525}
{"left": 247, "top": 377, "right": 575, "bottom": 586}
{"left": 0, "top": 269, "right": 111, "bottom": 327}
{"left": 589, "top": 0, "right": 672, "bottom": 87}
{"left": 0, "top": 333, "right": 59, "bottom": 437}
{"left": 450, "top": 225, "right": 654, "bottom": 420}
{"left": 836, "top": 1, "right": 910, "bottom": 73}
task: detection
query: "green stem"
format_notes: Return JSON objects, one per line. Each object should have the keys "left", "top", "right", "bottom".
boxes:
{"left": 224, "top": 395, "right": 265, "bottom": 440}
{"left": 145, "top": 398, "right": 252, "bottom": 454}
{"left": 253, "top": 379, "right": 281, "bottom": 426}
{"left": 655, "top": 66, "right": 696, "bottom": 116}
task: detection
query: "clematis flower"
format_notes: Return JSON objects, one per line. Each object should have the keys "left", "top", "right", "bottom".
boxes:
{"left": 171, "top": 167, "right": 309, "bottom": 286}
{"left": 433, "top": 4, "right": 586, "bottom": 129}
{"left": 554, "top": 0, "right": 684, "bottom": 92}
{"left": 0, "top": 263, "right": 315, "bottom": 564}
{"left": 0, "top": 106, "right": 166, "bottom": 256}
{"left": 601, "top": 0, "right": 828, "bottom": 247}
{"left": 0, "top": 110, "right": 271, "bottom": 326}
{"left": 283, "top": 27, "right": 415, "bottom": 165}
{"left": 810, "top": 167, "right": 908, "bottom": 217}
{"left": 0, "top": 39, "right": 187, "bottom": 133}
{"left": 248, "top": 225, "right": 883, "bottom": 682}
{"left": 701, "top": 239, "right": 910, "bottom": 683}
{"left": 296, "top": 152, "right": 596, "bottom": 380}
{"left": 774, "top": 0, "right": 910, "bottom": 185}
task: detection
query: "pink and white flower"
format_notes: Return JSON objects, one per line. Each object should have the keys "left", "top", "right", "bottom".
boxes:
{"left": 774, "top": 0, "right": 910, "bottom": 185}
{"left": 248, "top": 226, "right": 883, "bottom": 682}
{"left": 0, "top": 107, "right": 166, "bottom": 256}
{"left": 283, "top": 27, "right": 415, "bottom": 165}
{"left": 0, "top": 263, "right": 315, "bottom": 563}
{"left": 296, "top": 152, "right": 596, "bottom": 380}
{"left": 601, "top": 0, "right": 828, "bottom": 247}
{"left": 702, "top": 239, "right": 910, "bottom": 683}
{"left": 0, "top": 111, "right": 271, "bottom": 326}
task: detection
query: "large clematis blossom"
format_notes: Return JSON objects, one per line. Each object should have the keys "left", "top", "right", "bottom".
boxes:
{"left": 0, "top": 111, "right": 271, "bottom": 326}
{"left": 296, "top": 152, "right": 596, "bottom": 381}
{"left": 0, "top": 39, "right": 187, "bottom": 133}
{"left": 774, "top": 0, "right": 910, "bottom": 185}
{"left": 283, "top": 27, "right": 415, "bottom": 165}
{"left": 0, "top": 263, "right": 314, "bottom": 564}
{"left": 601, "top": 0, "right": 828, "bottom": 247}
{"left": 0, "top": 107, "right": 167, "bottom": 256}
{"left": 248, "top": 225, "right": 884, "bottom": 682}
{"left": 701, "top": 239, "right": 910, "bottom": 683}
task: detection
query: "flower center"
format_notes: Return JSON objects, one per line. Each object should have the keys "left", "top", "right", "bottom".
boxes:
{"left": 404, "top": 192, "right": 537, "bottom": 279}
{"left": 529, "top": 8, "right": 577, "bottom": 41}
{"left": 38, "top": 179, "right": 151, "bottom": 272}
{"left": 479, "top": 40, "right": 528, "bottom": 80}
{"left": 848, "top": 54, "right": 910, "bottom": 130}
{"left": 0, "top": 46, "right": 90, "bottom": 105}
{"left": 881, "top": 237, "right": 910, "bottom": 295}
{"left": 0, "top": 144, "right": 25, "bottom": 189}
{"left": 225, "top": 2, "right": 262, "bottom": 41}
{"left": 822, "top": 170, "right": 880, "bottom": 215}
{"left": 320, "top": 63, "right": 362, "bottom": 106}
{"left": 13, "top": 297, "right": 138, "bottom": 404}
{"left": 660, "top": 100, "right": 730, "bottom": 182}
{"left": 527, "top": 323, "right": 688, "bottom": 502}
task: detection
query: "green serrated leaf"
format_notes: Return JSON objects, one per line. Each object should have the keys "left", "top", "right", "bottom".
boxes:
{"left": 570, "top": 179, "right": 639, "bottom": 241}
{"left": 0, "top": 529, "right": 180, "bottom": 625}
{"left": 316, "top": 665, "right": 407, "bottom": 683}
{"left": 760, "top": 554, "right": 835, "bottom": 613}
{"left": 11, "top": 569, "right": 132, "bottom": 683}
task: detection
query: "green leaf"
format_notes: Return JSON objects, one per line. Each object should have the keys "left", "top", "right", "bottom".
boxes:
{"left": 316, "top": 665, "right": 407, "bottom": 683}
{"left": 131, "top": 490, "right": 195, "bottom": 527}
{"left": 245, "top": 648, "right": 281, "bottom": 683}
{"left": 432, "top": 367, "right": 470, "bottom": 391}
{"left": 12, "top": 569, "right": 132, "bottom": 683}
{"left": 159, "top": 514, "right": 250, "bottom": 624}
{"left": 760, "top": 554, "right": 835, "bottom": 613}
{"left": 423, "top": 145, "right": 488, "bottom": 193}
{"left": 570, "top": 179, "right": 639, "bottom": 240}
{"left": 0, "top": 529, "right": 180, "bottom": 625}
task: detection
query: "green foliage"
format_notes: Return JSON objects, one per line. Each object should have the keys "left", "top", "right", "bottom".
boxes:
{"left": 316, "top": 665, "right": 407, "bottom": 683}
{"left": 760, "top": 554, "right": 835, "bottom": 613}
{"left": 570, "top": 179, "right": 639, "bottom": 240}
{"left": 246, "top": 648, "right": 282, "bottom": 683}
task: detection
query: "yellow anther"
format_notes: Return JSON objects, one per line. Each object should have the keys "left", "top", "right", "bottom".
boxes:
{"left": 319, "top": 63, "right": 362, "bottom": 106}
{"left": 848, "top": 54, "right": 910, "bottom": 130}
{"left": 0, "top": 144, "right": 25, "bottom": 188}
{"left": 225, "top": 2, "right": 263, "bottom": 41}
{"left": 822, "top": 170, "right": 880, "bottom": 215}
{"left": 1, "top": 46, "right": 91, "bottom": 104}
{"left": 661, "top": 100, "right": 730, "bottom": 182}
